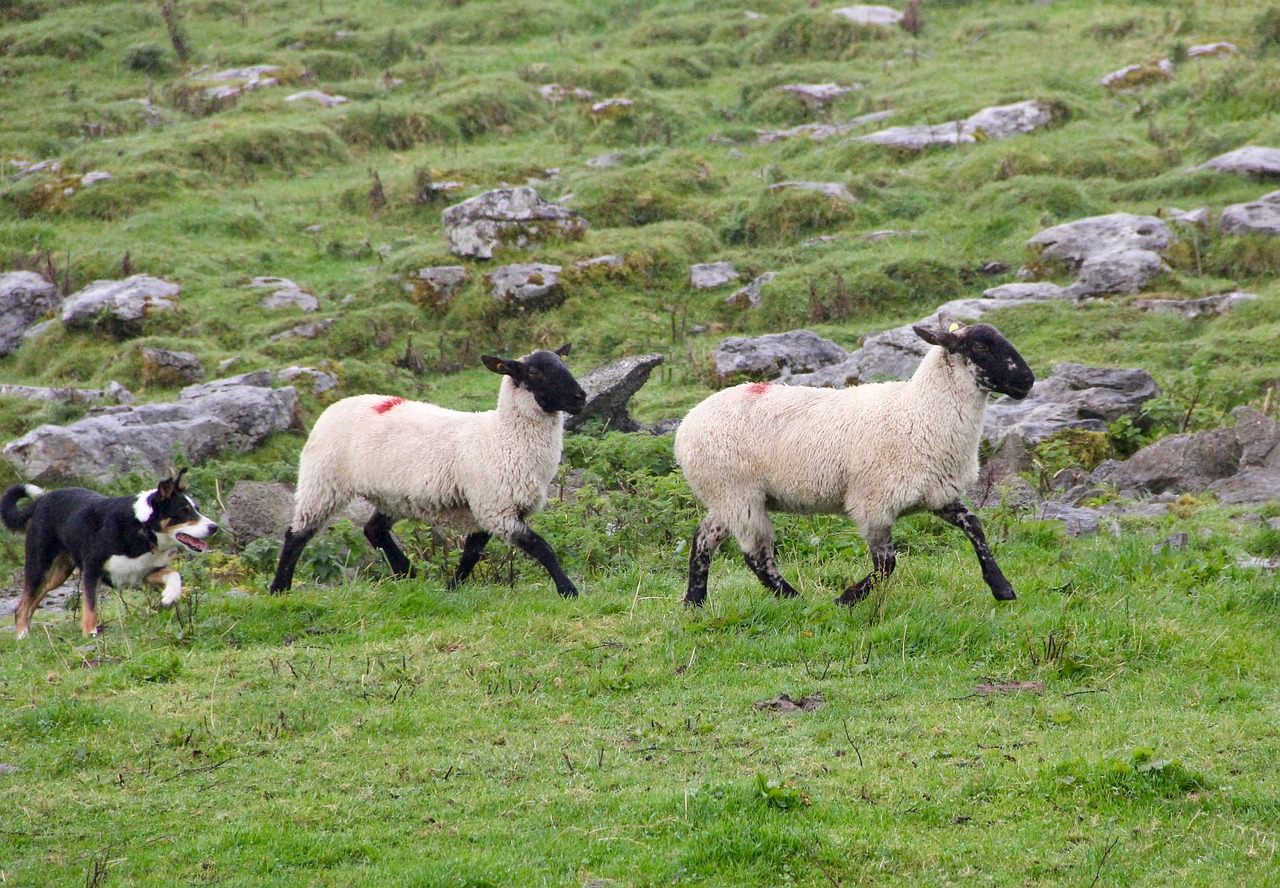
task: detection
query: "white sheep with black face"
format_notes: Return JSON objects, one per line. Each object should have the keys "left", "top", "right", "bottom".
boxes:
{"left": 674, "top": 322, "right": 1035, "bottom": 607}
{"left": 269, "top": 345, "right": 587, "bottom": 598}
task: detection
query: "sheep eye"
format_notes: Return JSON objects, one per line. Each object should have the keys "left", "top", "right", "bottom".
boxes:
{"left": 974, "top": 343, "right": 988, "bottom": 352}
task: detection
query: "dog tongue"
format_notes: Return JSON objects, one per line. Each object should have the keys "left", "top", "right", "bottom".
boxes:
{"left": 177, "top": 533, "right": 208, "bottom": 552}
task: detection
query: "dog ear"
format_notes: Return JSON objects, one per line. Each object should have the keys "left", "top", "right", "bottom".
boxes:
{"left": 174, "top": 467, "right": 188, "bottom": 489}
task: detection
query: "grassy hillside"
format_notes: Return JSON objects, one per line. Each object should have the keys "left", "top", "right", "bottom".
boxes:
{"left": 2, "top": 1, "right": 1280, "bottom": 885}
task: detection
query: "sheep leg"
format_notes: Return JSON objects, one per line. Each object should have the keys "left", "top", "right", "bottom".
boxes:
{"left": 935, "top": 502, "right": 1016, "bottom": 601}
{"left": 835, "top": 528, "right": 896, "bottom": 606}
{"left": 743, "top": 547, "right": 799, "bottom": 599}
{"left": 363, "top": 511, "right": 414, "bottom": 577}
{"left": 684, "top": 516, "right": 728, "bottom": 607}
{"left": 510, "top": 524, "right": 579, "bottom": 598}
{"left": 448, "top": 532, "right": 491, "bottom": 590}
{"left": 269, "top": 526, "right": 316, "bottom": 593}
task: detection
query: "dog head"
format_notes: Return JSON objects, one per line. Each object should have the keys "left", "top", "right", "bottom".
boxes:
{"left": 136, "top": 469, "right": 219, "bottom": 553}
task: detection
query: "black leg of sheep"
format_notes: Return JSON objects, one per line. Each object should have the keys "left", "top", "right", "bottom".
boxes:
{"left": 270, "top": 526, "right": 316, "bottom": 593}
{"left": 743, "top": 548, "right": 799, "bottom": 599}
{"left": 448, "top": 531, "right": 491, "bottom": 590}
{"left": 510, "top": 525, "right": 579, "bottom": 598}
{"left": 363, "top": 511, "right": 415, "bottom": 577}
{"left": 934, "top": 501, "right": 1017, "bottom": 601}
{"left": 835, "top": 530, "right": 896, "bottom": 607}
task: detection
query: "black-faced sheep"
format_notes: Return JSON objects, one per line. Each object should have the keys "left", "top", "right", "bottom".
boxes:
{"left": 674, "top": 322, "right": 1035, "bottom": 606}
{"left": 269, "top": 345, "right": 587, "bottom": 597}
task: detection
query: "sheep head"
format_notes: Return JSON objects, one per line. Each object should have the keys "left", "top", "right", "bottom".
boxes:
{"left": 481, "top": 344, "right": 588, "bottom": 415}
{"left": 912, "top": 323, "right": 1034, "bottom": 400}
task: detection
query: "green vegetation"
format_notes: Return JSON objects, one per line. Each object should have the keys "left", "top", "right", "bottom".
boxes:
{"left": 2, "top": 0, "right": 1279, "bottom": 884}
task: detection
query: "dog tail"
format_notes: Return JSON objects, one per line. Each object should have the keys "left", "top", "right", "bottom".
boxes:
{"left": 1, "top": 483, "right": 45, "bottom": 533}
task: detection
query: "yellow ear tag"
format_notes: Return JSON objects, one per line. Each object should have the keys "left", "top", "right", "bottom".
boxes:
{"left": 948, "top": 323, "right": 961, "bottom": 333}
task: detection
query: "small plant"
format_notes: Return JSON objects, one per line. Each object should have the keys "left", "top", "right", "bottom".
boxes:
{"left": 754, "top": 773, "right": 810, "bottom": 811}
{"left": 124, "top": 43, "right": 170, "bottom": 75}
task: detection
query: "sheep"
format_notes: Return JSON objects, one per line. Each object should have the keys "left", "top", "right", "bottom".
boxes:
{"left": 674, "top": 322, "right": 1035, "bottom": 607}
{"left": 269, "top": 344, "right": 587, "bottom": 597}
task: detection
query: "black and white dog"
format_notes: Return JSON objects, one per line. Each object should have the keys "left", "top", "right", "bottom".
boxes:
{"left": 1, "top": 469, "right": 218, "bottom": 638}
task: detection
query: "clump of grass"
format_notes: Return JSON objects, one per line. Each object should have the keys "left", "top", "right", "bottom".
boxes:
{"left": 123, "top": 42, "right": 171, "bottom": 75}
{"left": 753, "top": 12, "right": 887, "bottom": 63}
{"left": 571, "top": 152, "right": 722, "bottom": 228}
{"left": 179, "top": 123, "right": 350, "bottom": 178}
{"left": 722, "top": 187, "right": 858, "bottom": 246}
{"left": 5, "top": 23, "right": 103, "bottom": 58}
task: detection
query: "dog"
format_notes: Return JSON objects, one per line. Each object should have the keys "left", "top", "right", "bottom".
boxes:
{"left": 1, "top": 469, "right": 218, "bottom": 638}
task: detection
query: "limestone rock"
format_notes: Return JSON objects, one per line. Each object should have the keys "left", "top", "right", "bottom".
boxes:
{"left": 855, "top": 100, "right": 1057, "bottom": 151}
{"left": 220, "top": 480, "right": 373, "bottom": 545}
{"left": 1100, "top": 62, "right": 1172, "bottom": 91}
{"left": 982, "top": 282, "right": 1073, "bottom": 301}
{"left": 756, "top": 110, "right": 895, "bottom": 145}
{"left": 0, "top": 382, "right": 134, "bottom": 405}
{"left": 714, "top": 330, "right": 848, "bottom": 381}
{"left": 269, "top": 318, "right": 335, "bottom": 341}
{"left": 725, "top": 272, "right": 777, "bottom": 309}
{"left": 690, "top": 262, "right": 741, "bottom": 289}
{"left": 140, "top": 348, "right": 206, "bottom": 386}
{"left": 1037, "top": 502, "right": 1101, "bottom": 537}
{"left": 1190, "top": 147, "right": 1280, "bottom": 178}
{"left": 442, "top": 187, "right": 586, "bottom": 259}
{"left": 777, "top": 83, "right": 859, "bottom": 111}
{"left": 3, "top": 375, "right": 299, "bottom": 485}
{"left": 0, "top": 272, "right": 59, "bottom": 356}
{"left": 486, "top": 263, "right": 564, "bottom": 310}
{"left": 409, "top": 266, "right": 469, "bottom": 307}
{"left": 1219, "top": 190, "right": 1280, "bottom": 236}
{"left": 1027, "top": 213, "right": 1172, "bottom": 296}
{"left": 61, "top": 275, "right": 180, "bottom": 334}
{"left": 566, "top": 354, "right": 665, "bottom": 433}
{"left": 1131, "top": 291, "right": 1256, "bottom": 319}
{"left": 985, "top": 364, "right": 1160, "bottom": 445}
{"left": 832, "top": 5, "right": 903, "bottom": 26}
{"left": 767, "top": 181, "right": 857, "bottom": 204}
{"left": 284, "top": 90, "right": 348, "bottom": 107}
{"left": 1188, "top": 42, "right": 1237, "bottom": 58}
{"left": 250, "top": 277, "right": 318, "bottom": 312}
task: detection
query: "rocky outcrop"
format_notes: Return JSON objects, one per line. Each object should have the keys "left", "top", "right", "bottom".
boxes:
{"left": 566, "top": 353, "right": 666, "bottom": 433}
{"left": 854, "top": 100, "right": 1058, "bottom": 151}
{"left": 777, "top": 83, "right": 859, "bottom": 111}
{"left": 1190, "top": 147, "right": 1280, "bottom": 178}
{"left": 755, "top": 109, "right": 895, "bottom": 145}
{"left": 61, "top": 275, "right": 180, "bottom": 335}
{"left": 0, "top": 272, "right": 59, "bottom": 356}
{"left": 768, "top": 181, "right": 857, "bottom": 204}
{"left": 250, "top": 277, "right": 318, "bottom": 311}
{"left": 408, "top": 266, "right": 469, "bottom": 307}
{"left": 725, "top": 272, "right": 777, "bottom": 309}
{"left": 1132, "top": 291, "right": 1256, "bottom": 319}
{"left": 984, "top": 364, "right": 1161, "bottom": 445}
{"left": 1219, "top": 190, "right": 1280, "bottom": 236}
{"left": 140, "top": 348, "right": 205, "bottom": 385}
{"left": 284, "top": 90, "right": 348, "bottom": 107}
{"left": 3, "top": 373, "right": 299, "bottom": 485}
{"left": 690, "top": 262, "right": 740, "bottom": 289}
{"left": 0, "top": 382, "right": 134, "bottom": 405}
{"left": 219, "top": 480, "right": 373, "bottom": 546}
{"left": 714, "top": 330, "right": 848, "bottom": 382}
{"left": 442, "top": 187, "right": 586, "bottom": 259}
{"left": 1026, "top": 213, "right": 1172, "bottom": 297}
{"left": 486, "top": 263, "right": 564, "bottom": 310}
{"left": 832, "top": 5, "right": 903, "bottom": 26}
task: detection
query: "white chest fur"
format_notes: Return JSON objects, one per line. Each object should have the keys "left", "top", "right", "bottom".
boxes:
{"left": 103, "top": 549, "right": 173, "bottom": 587}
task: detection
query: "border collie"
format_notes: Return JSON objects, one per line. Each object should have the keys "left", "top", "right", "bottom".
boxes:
{"left": 1, "top": 469, "right": 218, "bottom": 638}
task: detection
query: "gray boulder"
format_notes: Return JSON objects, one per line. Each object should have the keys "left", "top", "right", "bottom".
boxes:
{"left": 1219, "top": 190, "right": 1280, "bottom": 236}
{"left": 690, "top": 262, "right": 741, "bottom": 289}
{"left": 985, "top": 364, "right": 1160, "bottom": 445}
{"left": 487, "top": 263, "right": 564, "bottom": 310}
{"left": 714, "top": 330, "right": 848, "bottom": 381}
{"left": 1132, "top": 291, "right": 1256, "bottom": 319}
{"left": 855, "top": 100, "right": 1057, "bottom": 151}
{"left": 0, "top": 381, "right": 134, "bottom": 405}
{"left": 0, "top": 272, "right": 59, "bottom": 356}
{"left": 269, "top": 318, "right": 335, "bottom": 342}
{"left": 140, "top": 348, "right": 206, "bottom": 385}
{"left": 220, "top": 480, "right": 373, "bottom": 545}
{"left": 1190, "top": 147, "right": 1280, "bottom": 178}
{"left": 276, "top": 366, "right": 339, "bottom": 395}
{"left": 1026, "top": 213, "right": 1172, "bottom": 297}
{"left": 1037, "top": 502, "right": 1101, "bottom": 537}
{"left": 251, "top": 277, "right": 318, "bottom": 312}
{"left": 284, "top": 90, "right": 348, "bottom": 108}
{"left": 3, "top": 375, "right": 299, "bottom": 485}
{"left": 566, "top": 353, "right": 665, "bottom": 433}
{"left": 832, "top": 5, "right": 902, "bottom": 25}
{"left": 409, "top": 266, "right": 469, "bottom": 307}
{"left": 443, "top": 187, "right": 587, "bottom": 259}
{"left": 756, "top": 109, "right": 895, "bottom": 146}
{"left": 982, "top": 282, "right": 1074, "bottom": 301}
{"left": 61, "top": 275, "right": 180, "bottom": 334}
{"left": 1091, "top": 428, "right": 1242, "bottom": 496}
{"left": 725, "top": 272, "right": 777, "bottom": 309}
{"left": 1073, "top": 247, "right": 1169, "bottom": 297}
{"left": 768, "top": 181, "right": 857, "bottom": 204}
{"left": 777, "top": 83, "right": 859, "bottom": 111}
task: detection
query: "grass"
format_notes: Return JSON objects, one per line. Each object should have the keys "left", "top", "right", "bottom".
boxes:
{"left": 3, "top": 0, "right": 1280, "bottom": 883}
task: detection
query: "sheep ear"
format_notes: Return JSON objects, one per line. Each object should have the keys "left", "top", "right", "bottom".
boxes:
{"left": 913, "top": 324, "right": 960, "bottom": 350}
{"left": 554, "top": 343, "right": 571, "bottom": 358}
{"left": 482, "top": 355, "right": 520, "bottom": 377}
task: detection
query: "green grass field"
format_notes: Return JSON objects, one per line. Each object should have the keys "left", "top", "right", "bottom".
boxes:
{"left": 3, "top": 0, "right": 1280, "bottom": 884}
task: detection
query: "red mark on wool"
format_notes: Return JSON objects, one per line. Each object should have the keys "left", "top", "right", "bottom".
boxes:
{"left": 372, "top": 397, "right": 405, "bottom": 414}
{"left": 746, "top": 382, "right": 772, "bottom": 395}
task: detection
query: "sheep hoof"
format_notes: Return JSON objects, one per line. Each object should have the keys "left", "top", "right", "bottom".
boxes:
{"left": 556, "top": 583, "right": 580, "bottom": 598}
{"left": 682, "top": 594, "right": 706, "bottom": 608}
{"left": 991, "top": 585, "right": 1017, "bottom": 601}
{"left": 834, "top": 586, "right": 869, "bottom": 607}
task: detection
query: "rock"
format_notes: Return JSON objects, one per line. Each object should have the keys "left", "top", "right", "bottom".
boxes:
{"left": 0, "top": 271, "right": 59, "bottom": 356}
{"left": 725, "top": 272, "right": 777, "bottom": 309}
{"left": 1100, "top": 62, "right": 1172, "bottom": 91}
{"left": 408, "top": 266, "right": 469, "bottom": 307}
{"left": 486, "top": 263, "right": 564, "bottom": 310}
{"left": 1027, "top": 213, "right": 1172, "bottom": 297}
{"left": 219, "top": 480, "right": 373, "bottom": 545}
{"left": 714, "top": 330, "right": 848, "bottom": 381}
{"left": 1166, "top": 206, "right": 1210, "bottom": 227}
{"left": 1090, "top": 427, "right": 1242, "bottom": 496}
{"left": 832, "top": 5, "right": 903, "bottom": 26}
{"left": 1189, "top": 147, "right": 1280, "bottom": 177}
{"left": 442, "top": 187, "right": 586, "bottom": 259}
{"left": 1209, "top": 468, "right": 1280, "bottom": 506}
{"left": 275, "top": 366, "right": 338, "bottom": 395}
{"left": 985, "top": 364, "right": 1160, "bottom": 445}
{"left": 1131, "top": 291, "right": 1256, "bottom": 319}
{"left": 855, "top": 100, "right": 1057, "bottom": 151}
{"left": 61, "top": 275, "right": 180, "bottom": 335}
{"left": 284, "top": 90, "right": 348, "bottom": 107}
{"left": 1188, "top": 42, "right": 1237, "bottom": 58}
{"left": 0, "top": 382, "right": 134, "bottom": 405}
{"left": 80, "top": 171, "right": 113, "bottom": 186}
{"left": 193, "top": 64, "right": 281, "bottom": 101}
{"left": 589, "top": 98, "right": 633, "bottom": 118}
{"left": 1230, "top": 407, "right": 1280, "bottom": 468}
{"left": 565, "top": 354, "right": 665, "bottom": 433}
{"left": 980, "top": 433, "right": 1033, "bottom": 485}
{"left": 756, "top": 110, "right": 895, "bottom": 145}
{"left": 269, "top": 318, "right": 335, "bottom": 341}
{"left": 690, "top": 262, "right": 740, "bottom": 289}
{"left": 777, "top": 83, "right": 859, "bottom": 111}
{"left": 539, "top": 83, "right": 594, "bottom": 104}
{"left": 586, "top": 152, "right": 624, "bottom": 168}
{"left": 3, "top": 375, "right": 299, "bottom": 485}
{"left": 249, "top": 276, "right": 318, "bottom": 311}
{"left": 1219, "top": 190, "right": 1280, "bottom": 236}
{"left": 982, "top": 281, "right": 1073, "bottom": 301}
{"left": 767, "top": 181, "right": 857, "bottom": 204}
{"left": 1037, "top": 502, "right": 1100, "bottom": 537}
{"left": 572, "top": 254, "right": 625, "bottom": 272}
{"left": 140, "top": 348, "right": 205, "bottom": 385}
{"left": 860, "top": 229, "right": 924, "bottom": 241}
